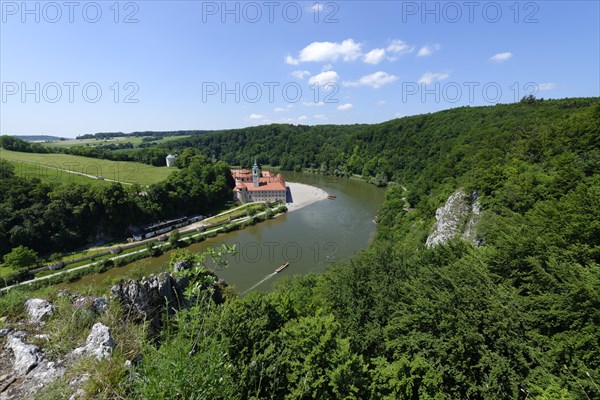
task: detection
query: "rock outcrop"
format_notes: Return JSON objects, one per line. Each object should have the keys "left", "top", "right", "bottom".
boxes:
{"left": 1, "top": 336, "right": 64, "bottom": 399}
{"left": 110, "top": 271, "right": 227, "bottom": 334}
{"left": 426, "top": 190, "right": 483, "bottom": 247}
{"left": 24, "top": 299, "right": 54, "bottom": 324}
{"left": 461, "top": 193, "right": 482, "bottom": 245}
{"left": 72, "top": 323, "right": 115, "bottom": 360}
{"left": 5, "top": 337, "right": 41, "bottom": 376}
{"left": 110, "top": 272, "right": 189, "bottom": 333}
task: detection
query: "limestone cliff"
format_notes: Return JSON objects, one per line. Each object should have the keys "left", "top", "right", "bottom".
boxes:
{"left": 426, "top": 190, "right": 482, "bottom": 247}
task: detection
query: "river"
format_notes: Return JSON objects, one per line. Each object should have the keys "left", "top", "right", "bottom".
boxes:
{"left": 61, "top": 173, "right": 385, "bottom": 293}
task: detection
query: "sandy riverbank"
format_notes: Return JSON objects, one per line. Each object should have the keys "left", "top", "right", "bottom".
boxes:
{"left": 285, "top": 181, "right": 329, "bottom": 212}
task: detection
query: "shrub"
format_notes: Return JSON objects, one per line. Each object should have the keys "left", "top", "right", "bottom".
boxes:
{"left": 169, "top": 230, "right": 182, "bottom": 247}
{"left": 3, "top": 246, "right": 38, "bottom": 269}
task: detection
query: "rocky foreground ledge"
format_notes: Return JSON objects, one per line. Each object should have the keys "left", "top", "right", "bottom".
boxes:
{"left": 0, "top": 269, "right": 227, "bottom": 399}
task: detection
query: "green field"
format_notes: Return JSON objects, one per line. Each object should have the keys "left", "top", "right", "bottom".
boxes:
{"left": 0, "top": 149, "right": 173, "bottom": 185}
{"left": 7, "top": 160, "right": 114, "bottom": 186}
{"left": 41, "top": 135, "right": 190, "bottom": 148}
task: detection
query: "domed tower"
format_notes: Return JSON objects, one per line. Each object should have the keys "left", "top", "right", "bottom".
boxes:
{"left": 252, "top": 160, "right": 260, "bottom": 187}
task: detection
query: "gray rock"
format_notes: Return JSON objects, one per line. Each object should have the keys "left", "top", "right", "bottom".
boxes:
{"left": 462, "top": 192, "right": 482, "bottom": 245}
{"left": 67, "top": 373, "right": 89, "bottom": 400}
{"left": 173, "top": 260, "right": 191, "bottom": 272}
{"left": 426, "top": 190, "right": 483, "bottom": 248}
{"left": 1, "top": 336, "right": 65, "bottom": 400}
{"left": 9, "top": 331, "right": 27, "bottom": 339}
{"left": 72, "top": 323, "right": 115, "bottom": 360}
{"left": 110, "top": 272, "right": 188, "bottom": 333}
{"left": 6, "top": 336, "right": 42, "bottom": 376}
{"left": 24, "top": 299, "right": 54, "bottom": 324}
{"left": 0, "top": 360, "right": 65, "bottom": 400}
{"left": 110, "top": 271, "right": 226, "bottom": 335}
{"left": 69, "top": 373, "right": 89, "bottom": 388}
{"left": 92, "top": 297, "right": 108, "bottom": 313}
{"left": 26, "top": 360, "right": 64, "bottom": 387}
{"left": 69, "top": 388, "right": 86, "bottom": 400}
{"left": 0, "top": 328, "right": 12, "bottom": 338}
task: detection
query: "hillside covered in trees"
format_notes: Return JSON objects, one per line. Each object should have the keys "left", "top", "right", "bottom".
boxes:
{"left": 1, "top": 98, "right": 598, "bottom": 399}
{"left": 131, "top": 98, "right": 599, "bottom": 398}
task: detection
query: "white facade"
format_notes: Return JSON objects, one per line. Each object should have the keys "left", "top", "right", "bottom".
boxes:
{"left": 166, "top": 154, "right": 178, "bottom": 167}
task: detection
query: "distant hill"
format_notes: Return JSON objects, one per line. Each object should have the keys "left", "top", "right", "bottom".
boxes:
{"left": 2, "top": 135, "right": 67, "bottom": 142}
{"left": 76, "top": 130, "right": 213, "bottom": 140}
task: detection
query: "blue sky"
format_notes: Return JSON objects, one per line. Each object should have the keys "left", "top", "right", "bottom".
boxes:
{"left": 1, "top": 0, "right": 599, "bottom": 137}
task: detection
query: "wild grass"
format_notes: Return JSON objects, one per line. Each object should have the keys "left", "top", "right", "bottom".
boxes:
{"left": 0, "top": 286, "right": 56, "bottom": 321}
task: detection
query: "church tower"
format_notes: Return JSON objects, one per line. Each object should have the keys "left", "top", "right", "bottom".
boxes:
{"left": 252, "top": 160, "right": 260, "bottom": 187}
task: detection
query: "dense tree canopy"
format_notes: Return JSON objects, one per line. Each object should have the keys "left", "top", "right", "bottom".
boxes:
{"left": 128, "top": 98, "right": 600, "bottom": 399}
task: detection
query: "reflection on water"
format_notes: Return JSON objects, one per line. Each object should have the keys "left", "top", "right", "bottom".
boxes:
{"left": 62, "top": 173, "right": 385, "bottom": 293}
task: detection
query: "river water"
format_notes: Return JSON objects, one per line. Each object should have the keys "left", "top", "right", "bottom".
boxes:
{"left": 62, "top": 173, "right": 385, "bottom": 293}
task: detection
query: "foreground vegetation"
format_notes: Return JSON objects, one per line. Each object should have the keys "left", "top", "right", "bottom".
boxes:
{"left": 1, "top": 98, "right": 598, "bottom": 399}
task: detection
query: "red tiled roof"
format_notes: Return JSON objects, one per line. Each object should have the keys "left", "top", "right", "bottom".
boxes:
{"left": 231, "top": 169, "right": 286, "bottom": 191}
{"left": 233, "top": 176, "right": 286, "bottom": 192}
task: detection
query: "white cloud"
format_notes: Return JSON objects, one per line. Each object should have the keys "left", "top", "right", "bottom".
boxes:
{"left": 297, "top": 115, "right": 308, "bottom": 121}
{"left": 387, "top": 39, "right": 414, "bottom": 55}
{"left": 417, "top": 44, "right": 440, "bottom": 57}
{"left": 287, "top": 39, "right": 362, "bottom": 64}
{"left": 309, "top": 70, "right": 340, "bottom": 86}
{"left": 274, "top": 107, "right": 289, "bottom": 112}
{"left": 343, "top": 71, "right": 398, "bottom": 89}
{"left": 377, "top": 100, "right": 386, "bottom": 105}
{"left": 363, "top": 48, "right": 386, "bottom": 64}
{"left": 418, "top": 71, "right": 450, "bottom": 85}
{"left": 490, "top": 52, "right": 512, "bottom": 63}
{"left": 291, "top": 70, "right": 310, "bottom": 79}
{"left": 395, "top": 113, "right": 407, "bottom": 118}
{"left": 303, "top": 101, "right": 325, "bottom": 107}
{"left": 322, "top": 64, "right": 334, "bottom": 71}
{"left": 537, "top": 82, "right": 556, "bottom": 91}
{"left": 313, "top": 114, "right": 328, "bottom": 120}
{"left": 285, "top": 55, "right": 299, "bottom": 65}
{"left": 249, "top": 114, "right": 266, "bottom": 120}
{"left": 337, "top": 103, "right": 353, "bottom": 111}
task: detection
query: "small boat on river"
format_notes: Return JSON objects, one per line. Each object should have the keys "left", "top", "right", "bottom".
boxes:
{"left": 275, "top": 262, "right": 290, "bottom": 273}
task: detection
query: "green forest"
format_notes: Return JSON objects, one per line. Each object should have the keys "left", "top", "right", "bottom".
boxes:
{"left": 0, "top": 97, "right": 598, "bottom": 398}
{"left": 125, "top": 98, "right": 599, "bottom": 398}
{"left": 0, "top": 154, "right": 233, "bottom": 262}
